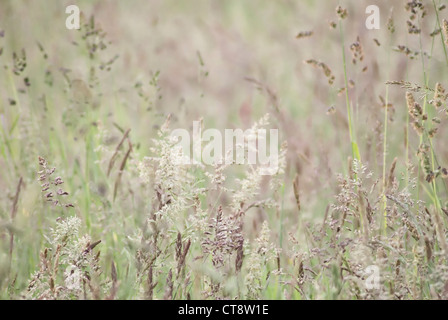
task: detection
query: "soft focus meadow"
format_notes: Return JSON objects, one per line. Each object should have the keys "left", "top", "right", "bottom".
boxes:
{"left": 1, "top": 0, "right": 448, "bottom": 300}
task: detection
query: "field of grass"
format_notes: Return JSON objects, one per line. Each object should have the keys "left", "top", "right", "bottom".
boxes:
{"left": 1, "top": 0, "right": 448, "bottom": 300}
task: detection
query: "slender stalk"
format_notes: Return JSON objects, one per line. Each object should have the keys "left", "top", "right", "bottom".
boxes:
{"left": 339, "top": 21, "right": 359, "bottom": 162}
{"left": 432, "top": 0, "right": 448, "bottom": 66}
{"left": 381, "top": 38, "right": 392, "bottom": 232}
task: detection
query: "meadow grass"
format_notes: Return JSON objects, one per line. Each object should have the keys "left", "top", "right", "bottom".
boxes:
{"left": 0, "top": 0, "right": 448, "bottom": 300}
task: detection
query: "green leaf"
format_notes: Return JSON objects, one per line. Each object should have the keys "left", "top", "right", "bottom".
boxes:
{"left": 352, "top": 141, "right": 361, "bottom": 161}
